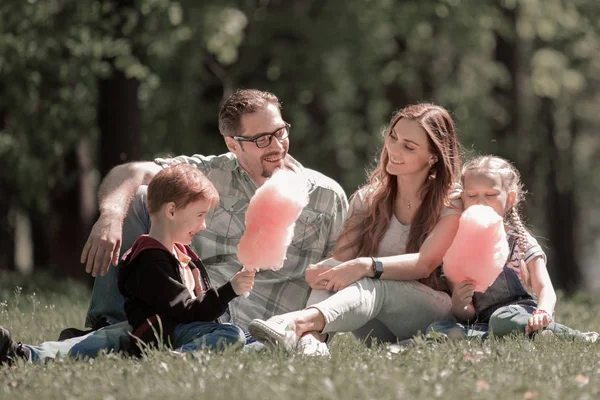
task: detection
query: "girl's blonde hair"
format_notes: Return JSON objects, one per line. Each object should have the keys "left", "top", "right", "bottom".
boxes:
{"left": 461, "top": 155, "right": 529, "bottom": 256}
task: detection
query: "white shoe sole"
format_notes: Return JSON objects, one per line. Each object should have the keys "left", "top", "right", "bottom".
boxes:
{"left": 248, "top": 319, "right": 290, "bottom": 349}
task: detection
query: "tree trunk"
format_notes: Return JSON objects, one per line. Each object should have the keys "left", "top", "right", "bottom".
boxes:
{"left": 385, "top": 37, "right": 410, "bottom": 108}
{"left": 30, "top": 207, "right": 50, "bottom": 271}
{"left": 493, "top": 2, "right": 520, "bottom": 155}
{"left": 97, "top": 0, "right": 141, "bottom": 178}
{"left": 0, "top": 188, "right": 15, "bottom": 271}
{"left": 98, "top": 68, "right": 141, "bottom": 178}
{"left": 541, "top": 97, "right": 582, "bottom": 293}
{"left": 47, "top": 148, "right": 90, "bottom": 280}
{"left": 0, "top": 106, "right": 15, "bottom": 271}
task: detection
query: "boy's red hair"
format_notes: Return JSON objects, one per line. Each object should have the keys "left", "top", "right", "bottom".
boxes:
{"left": 147, "top": 164, "right": 219, "bottom": 214}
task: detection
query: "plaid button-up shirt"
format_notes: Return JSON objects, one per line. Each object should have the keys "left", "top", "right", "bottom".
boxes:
{"left": 155, "top": 153, "right": 348, "bottom": 329}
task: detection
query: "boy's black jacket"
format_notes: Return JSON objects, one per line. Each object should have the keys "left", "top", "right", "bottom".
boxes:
{"left": 117, "top": 235, "right": 238, "bottom": 348}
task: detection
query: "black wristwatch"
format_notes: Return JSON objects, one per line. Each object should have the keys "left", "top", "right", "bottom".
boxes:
{"left": 371, "top": 257, "right": 383, "bottom": 279}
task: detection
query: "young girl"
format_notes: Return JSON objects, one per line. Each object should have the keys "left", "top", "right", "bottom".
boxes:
{"left": 427, "top": 155, "right": 598, "bottom": 341}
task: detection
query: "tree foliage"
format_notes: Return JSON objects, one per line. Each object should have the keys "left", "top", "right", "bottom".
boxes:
{"left": 1, "top": 0, "right": 599, "bottom": 290}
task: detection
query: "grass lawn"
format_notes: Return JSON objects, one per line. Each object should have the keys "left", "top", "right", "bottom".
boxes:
{"left": 1, "top": 271, "right": 599, "bottom": 400}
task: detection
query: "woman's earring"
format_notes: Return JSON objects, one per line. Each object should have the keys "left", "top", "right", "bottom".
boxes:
{"left": 428, "top": 159, "right": 437, "bottom": 180}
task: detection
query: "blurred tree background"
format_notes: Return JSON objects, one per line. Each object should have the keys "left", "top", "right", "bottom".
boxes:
{"left": 1, "top": 0, "right": 599, "bottom": 293}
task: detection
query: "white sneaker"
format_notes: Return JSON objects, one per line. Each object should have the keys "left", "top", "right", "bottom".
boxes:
{"left": 248, "top": 316, "right": 330, "bottom": 356}
{"left": 297, "top": 334, "right": 330, "bottom": 357}
{"left": 242, "top": 341, "right": 266, "bottom": 352}
{"left": 248, "top": 316, "right": 301, "bottom": 353}
{"left": 581, "top": 331, "right": 599, "bottom": 343}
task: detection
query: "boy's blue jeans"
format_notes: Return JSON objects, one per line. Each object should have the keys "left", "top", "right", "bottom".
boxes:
{"left": 171, "top": 322, "right": 246, "bottom": 352}
{"left": 23, "top": 321, "right": 246, "bottom": 363}
{"left": 25, "top": 321, "right": 132, "bottom": 363}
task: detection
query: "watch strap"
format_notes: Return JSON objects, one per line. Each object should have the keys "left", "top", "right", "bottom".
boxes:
{"left": 371, "top": 257, "right": 383, "bottom": 279}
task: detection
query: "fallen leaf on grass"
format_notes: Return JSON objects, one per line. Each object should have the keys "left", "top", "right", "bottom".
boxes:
{"left": 323, "top": 377, "right": 335, "bottom": 392}
{"left": 464, "top": 351, "right": 486, "bottom": 363}
{"left": 160, "top": 362, "right": 169, "bottom": 373}
{"left": 435, "top": 383, "right": 443, "bottom": 397}
{"left": 523, "top": 391, "right": 538, "bottom": 399}
{"left": 476, "top": 379, "right": 489, "bottom": 391}
{"left": 575, "top": 374, "right": 589, "bottom": 386}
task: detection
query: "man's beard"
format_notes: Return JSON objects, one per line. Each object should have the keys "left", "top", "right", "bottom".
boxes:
{"left": 261, "top": 165, "right": 281, "bottom": 178}
{"left": 261, "top": 154, "right": 286, "bottom": 178}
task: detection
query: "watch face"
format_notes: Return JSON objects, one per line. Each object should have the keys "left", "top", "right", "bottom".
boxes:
{"left": 374, "top": 259, "right": 383, "bottom": 278}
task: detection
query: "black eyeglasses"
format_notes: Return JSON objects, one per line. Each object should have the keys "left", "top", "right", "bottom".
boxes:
{"left": 232, "top": 123, "right": 290, "bottom": 148}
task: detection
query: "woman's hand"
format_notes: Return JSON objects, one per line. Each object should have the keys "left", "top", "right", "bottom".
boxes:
{"left": 315, "top": 257, "right": 372, "bottom": 292}
{"left": 526, "top": 310, "right": 552, "bottom": 334}
{"left": 305, "top": 264, "right": 334, "bottom": 289}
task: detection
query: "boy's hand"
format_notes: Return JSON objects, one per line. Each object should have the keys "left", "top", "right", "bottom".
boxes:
{"left": 452, "top": 280, "right": 475, "bottom": 310}
{"left": 231, "top": 269, "right": 256, "bottom": 295}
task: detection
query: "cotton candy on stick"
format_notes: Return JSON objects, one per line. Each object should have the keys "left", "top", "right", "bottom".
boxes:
{"left": 237, "top": 169, "right": 309, "bottom": 296}
{"left": 443, "top": 205, "right": 509, "bottom": 293}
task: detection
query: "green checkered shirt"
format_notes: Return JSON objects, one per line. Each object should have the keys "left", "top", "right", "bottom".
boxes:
{"left": 155, "top": 153, "right": 348, "bottom": 329}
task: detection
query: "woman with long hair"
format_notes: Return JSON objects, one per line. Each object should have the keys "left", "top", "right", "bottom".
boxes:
{"left": 249, "top": 103, "right": 462, "bottom": 355}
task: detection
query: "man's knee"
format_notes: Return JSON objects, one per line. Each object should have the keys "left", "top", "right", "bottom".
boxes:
{"left": 121, "top": 185, "right": 151, "bottom": 256}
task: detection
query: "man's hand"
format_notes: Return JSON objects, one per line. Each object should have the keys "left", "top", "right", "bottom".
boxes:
{"left": 451, "top": 280, "right": 475, "bottom": 310}
{"left": 81, "top": 216, "right": 123, "bottom": 277}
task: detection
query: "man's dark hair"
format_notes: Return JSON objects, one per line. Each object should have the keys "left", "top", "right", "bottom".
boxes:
{"left": 218, "top": 89, "right": 282, "bottom": 137}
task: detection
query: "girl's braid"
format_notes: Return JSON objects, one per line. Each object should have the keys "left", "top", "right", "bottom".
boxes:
{"left": 506, "top": 206, "right": 528, "bottom": 255}
{"left": 506, "top": 205, "right": 532, "bottom": 290}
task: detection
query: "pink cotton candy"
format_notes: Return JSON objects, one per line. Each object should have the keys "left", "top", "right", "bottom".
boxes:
{"left": 442, "top": 205, "right": 509, "bottom": 292}
{"left": 237, "top": 169, "right": 309, "bottom": 271}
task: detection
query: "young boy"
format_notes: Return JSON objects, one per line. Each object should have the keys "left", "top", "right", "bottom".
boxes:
{"left": 0, "top": 164, "right": 255, "bottom": 364}
{"left": 117, "top": 163, "right": 255, "bottom": 355}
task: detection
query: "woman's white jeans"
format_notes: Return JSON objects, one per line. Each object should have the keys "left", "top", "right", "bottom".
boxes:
{"left": 307, "top": 278, "right": 453, "bottom": 344}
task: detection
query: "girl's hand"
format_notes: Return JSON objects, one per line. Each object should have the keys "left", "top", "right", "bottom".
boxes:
{"left": 526, "top": 310, "right": 552, "bottom": 334}
{"left": 451, "top": 280, "right": 475, "bottom": 310}
{"left": 316, "top": 257, "right": 372, "bottom": 292}
{"left": 231, "top": 269, "right": 256, "bottom": 295}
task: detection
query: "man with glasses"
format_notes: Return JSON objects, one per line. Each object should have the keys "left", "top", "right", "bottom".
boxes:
{"left": 39, "top": 89, "right": 349, "bottom": 359}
